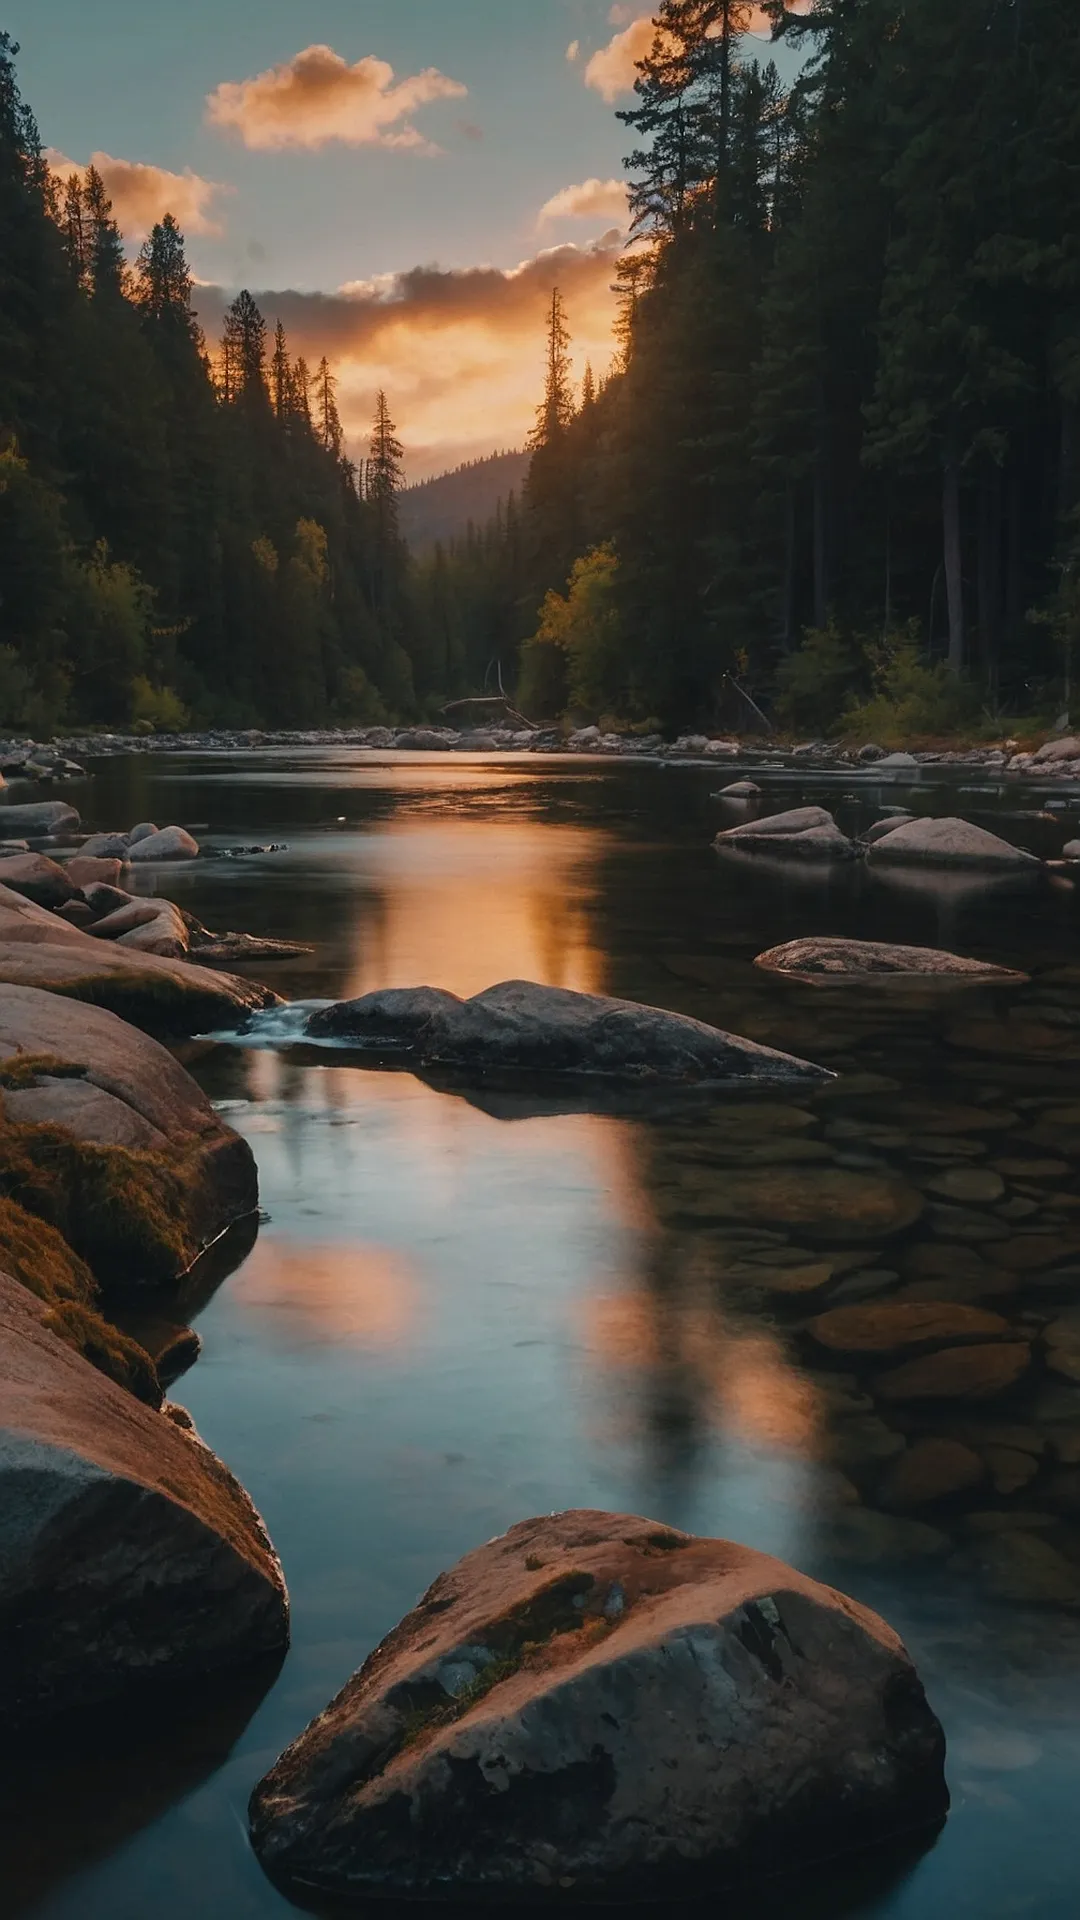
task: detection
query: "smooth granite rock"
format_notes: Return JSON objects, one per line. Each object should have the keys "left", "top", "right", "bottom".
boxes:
{"left": 126, "top": 826, "right": 200, "bottom": 863}
{"left": 249, "top": 1510, "right": 947, "bottom": 1904}
{"left": 0, "top": 983, "right": 259, "bottom": 1279}
{"left": 0, "top": 1272, "right": 287, "bottom": 1725}
{"left": 866, "top": 818, "right": 1040, "bottom": 872}
{"left": 0, "top": 883, "right": 279, "bottom": 1034}
{"left": 0, "top": 802, "right": 80, "bottom": 839}
{"left": 306, "top": 979, "right": 830, "bottom": 1086}
{"left": 715, "top": 806, "right": 858, "bottom": 860}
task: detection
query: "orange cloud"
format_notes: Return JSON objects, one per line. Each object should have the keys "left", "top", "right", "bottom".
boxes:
{"left": 585, "top": 17, "right": 660, "bottom": 102}
{"left": 194, "top": 236, "right": 622, "bottom": 479}
{"left": 205, "top": 44, "right": 467, "bottom": 152}
{"left": 46, "top": 148, "right": 227, "bottom": 238}
{"left": 539, "top": 178, "right": 629, "bottom": 227}
{"left": 584, "top": 4, "right": 808, "bottom": 101}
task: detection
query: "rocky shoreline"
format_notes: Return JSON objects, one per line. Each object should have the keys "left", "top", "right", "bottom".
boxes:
{"left": 4, "top": 726, "right": 1080, "bottom": 779}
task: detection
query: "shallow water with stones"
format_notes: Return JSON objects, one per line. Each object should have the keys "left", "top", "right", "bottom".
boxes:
{"left": 7, "top": 747, "right": 1080, "bottom": 1920}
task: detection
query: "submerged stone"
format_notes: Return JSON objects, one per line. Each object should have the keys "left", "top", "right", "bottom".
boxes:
{"left": 306, "top": 979, "right": 830, "bottom": 1086}
{"left": 809, "top": 1301, "right": 1010, "bottom": 1356}
{"left": 249, "top": 1510, "right": 948, "bottom": 1904}
{"left": 755, "top": 937, "right": 1027, "bottom": 984}
{"left": 681, "top": 1166, "right": 923, "bottom": 1241}
{"left": 875, "top": 1343, "right": 1031, "bottom": 1403}
{"left": 879, "top": 1438, "right": 984, "bottom": 1509}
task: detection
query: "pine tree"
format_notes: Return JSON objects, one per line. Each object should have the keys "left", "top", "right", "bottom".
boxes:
{"left": 83, "top": 166, "right": 125, "bottom": 300}
{"left": 293, "top": 354, "right": 313, "bottom": 427}
{"left": 315, "top": 356, "right": 342, "bottom": 455}
{"left": 222, "top": 290, "right": 268, "bottom": 404}
{"left": 529, "top": 289, "right": 575, "bottom": 448}
{"left": 271, "top": 320, "right": 292, "bottom": 421}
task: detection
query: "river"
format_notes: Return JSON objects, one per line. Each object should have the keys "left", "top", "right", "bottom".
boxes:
{"left": 8, "top": 748, "right": 1080, "bottom": 1918}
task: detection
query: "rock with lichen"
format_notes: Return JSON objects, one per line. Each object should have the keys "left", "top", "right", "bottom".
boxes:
{"left": 250, "top": 1509, "right": 948, "bottom": 1905}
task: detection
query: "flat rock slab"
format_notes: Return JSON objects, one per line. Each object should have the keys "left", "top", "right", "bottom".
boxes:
{"left": 0, "top": 883, "right": 279, "bottom": 1034}
{"left": 715, "top": 806, "right": 857, "bottom": 860}
{"left": 305, "top": 980, "right": 830, "bottom": 1086}
{"left": 866, "top": 818, "right": 1040, "bottom": 872}
{"left": 250, "top": 1510, "right": 947, "bottom": 1904}
{"left": 0, "top": 1273, "right": 287, "bottom": 1725}
{"left": 755, "top": 937, "right": 1027, "bottom": 984}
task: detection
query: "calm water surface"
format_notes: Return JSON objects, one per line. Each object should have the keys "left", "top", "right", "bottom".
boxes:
{"left": 9, "top": 751, "right": 1080, "bottom": 1919}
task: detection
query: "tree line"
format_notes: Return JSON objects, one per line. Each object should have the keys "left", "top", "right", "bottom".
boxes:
{"left": 5, "top": 9, "right": 1078, "bottom": 738}
{"left": 0, "top": 33, "right": 425, "bottom": 732}
{"left": 440, "top": 0, "right": 1080, "bottom": 737}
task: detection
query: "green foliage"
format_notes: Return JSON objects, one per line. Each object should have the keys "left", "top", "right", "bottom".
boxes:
{"left": 521, "top": 544, "right": 624, "bottom": 718}
{"left": 773, "top": 619, "right": 869, "bottom": 732}
{"left": 841, "top": 633, "right": 983, "bottom": 744}
{"left": 0, "top": 38, "right": 435, "bottom": 729}
{"left": 130, "top": 675, "right": 189, "bottom": 732}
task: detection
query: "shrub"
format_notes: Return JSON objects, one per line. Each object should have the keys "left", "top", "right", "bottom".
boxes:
{"left": 840, "top": 633, "right": 982, "bottom": 744}
{"left": 773, "top": 619, "right": 869, "bottom": 734}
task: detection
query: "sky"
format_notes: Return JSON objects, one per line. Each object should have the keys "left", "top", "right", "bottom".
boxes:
{"left": 11, "top": 2, "right": 797, "bottom": 478}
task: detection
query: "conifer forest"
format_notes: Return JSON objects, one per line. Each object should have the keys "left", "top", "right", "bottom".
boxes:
{"left": 2, "top": 2, "right": 1079, "bottom": 736}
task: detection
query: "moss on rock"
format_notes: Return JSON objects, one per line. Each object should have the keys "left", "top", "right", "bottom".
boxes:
{"left": 0, "top": 1193, "right": 160, "bottom": 1406}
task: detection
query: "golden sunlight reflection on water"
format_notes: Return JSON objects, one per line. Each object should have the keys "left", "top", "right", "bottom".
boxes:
{"left": 336, "top": 819, "right": 607, "bottom": 1000}
{"left": 228, "top": 1242, "right": 418, "bottom": 1349}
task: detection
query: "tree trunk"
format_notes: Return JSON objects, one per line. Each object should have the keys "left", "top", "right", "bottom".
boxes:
{"left": 781, "top": 482, "right": 796, "bottom": 650}
{"left": 813, "top": 450, "right": 828, "bottom": 628}
{"left": 943, "top": 459, "right": 964, "bottom": 672}
{"left": 977, "top": 464, "right": 1002, "bottom": 695}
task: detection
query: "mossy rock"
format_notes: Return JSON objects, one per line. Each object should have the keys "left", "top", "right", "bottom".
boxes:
{"left": 0, "top": 1195, "right": 160, "bottom": 1406}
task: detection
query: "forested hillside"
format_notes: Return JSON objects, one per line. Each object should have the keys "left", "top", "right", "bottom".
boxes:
{"left": 399, "top": 452, "right": 530, "bottom": 554}
{"left": 429, "top": 0, "right": 1080, "bottom": 736}
{"left": 0, "top": 33, "right": 418, "bottom": 732}
{"left": 3, "top": 6, "right": 1078, "bottom": 737}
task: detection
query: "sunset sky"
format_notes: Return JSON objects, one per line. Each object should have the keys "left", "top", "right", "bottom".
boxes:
{"left": 13, "top": 2, "right": 795, "bottom": 478}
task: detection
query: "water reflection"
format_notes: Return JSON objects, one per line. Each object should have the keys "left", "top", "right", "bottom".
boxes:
{"left": 18, "top": 750, "right": 1080, "bottom": 1920}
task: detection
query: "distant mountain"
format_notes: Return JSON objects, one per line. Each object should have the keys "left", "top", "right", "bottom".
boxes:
{"left": 399, "top": 449, "right": 530, "bottom": 553}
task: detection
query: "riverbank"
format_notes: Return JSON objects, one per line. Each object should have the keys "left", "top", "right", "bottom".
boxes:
{"left": 5, "top": 724, "right": 1078, "bottom": 780}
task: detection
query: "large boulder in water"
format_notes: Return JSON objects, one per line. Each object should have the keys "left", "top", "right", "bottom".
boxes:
{"left": 755, "top": 936, "right": 1027, "bottom": 984}
{"left": 0, "top": 883, "right": 279, "bottom": 1035}
{"left": 0, "top": 801, "right": 79, "bottom": 839}
{"left": 866, "top": 817, "right": 1040, "bottom": 872}
{"left": 306, "top": 979, "right": 829, "bottom": 1086}
{"left": 126, "top": 825, "right": 200, "bottom": 863}
{"left": 250, "top": 1510, "right": 947, "bottom": 1904}
{"left": 0, "top": 1271, "right": 288, "bottom": 1726}
{"left": 714, "top": 805, "right": 857, "bottom": 860}
{"left": 0, "top": 983, "right": 258, "bottom": 1282}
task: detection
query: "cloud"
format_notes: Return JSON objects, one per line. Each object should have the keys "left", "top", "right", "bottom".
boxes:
{"left": 46, "top": 149, "right": 227, "bottom": 239}
{"left": 583, "top": 5, "right": 810, "bottom": 101}
{"left": 566, "top": 40, "right": 580, "bottom": 63}
{"left": 194, "top": 237, "right": 622, "bottom": 480}
{"left": 538, "top": 178, "right": 629, "bottom": 227}
{"left": 584, "top": 17, "right": 659, "bottom": 102}
{"left": 205, "top": 44, "right": 467, "bottom": 153}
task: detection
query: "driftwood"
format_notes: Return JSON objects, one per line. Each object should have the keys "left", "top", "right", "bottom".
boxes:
{"left": 438, "top": 696, "right": 538, "bottom": 731}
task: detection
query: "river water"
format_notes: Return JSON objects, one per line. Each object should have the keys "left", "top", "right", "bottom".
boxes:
{"left": 9, "top": 750, "right": 1080, "bottom": 1919}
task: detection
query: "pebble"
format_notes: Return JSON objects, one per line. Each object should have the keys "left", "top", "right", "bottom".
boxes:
{"left": 923, "top": 1168, "right": 1006, "bottom": 1203}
